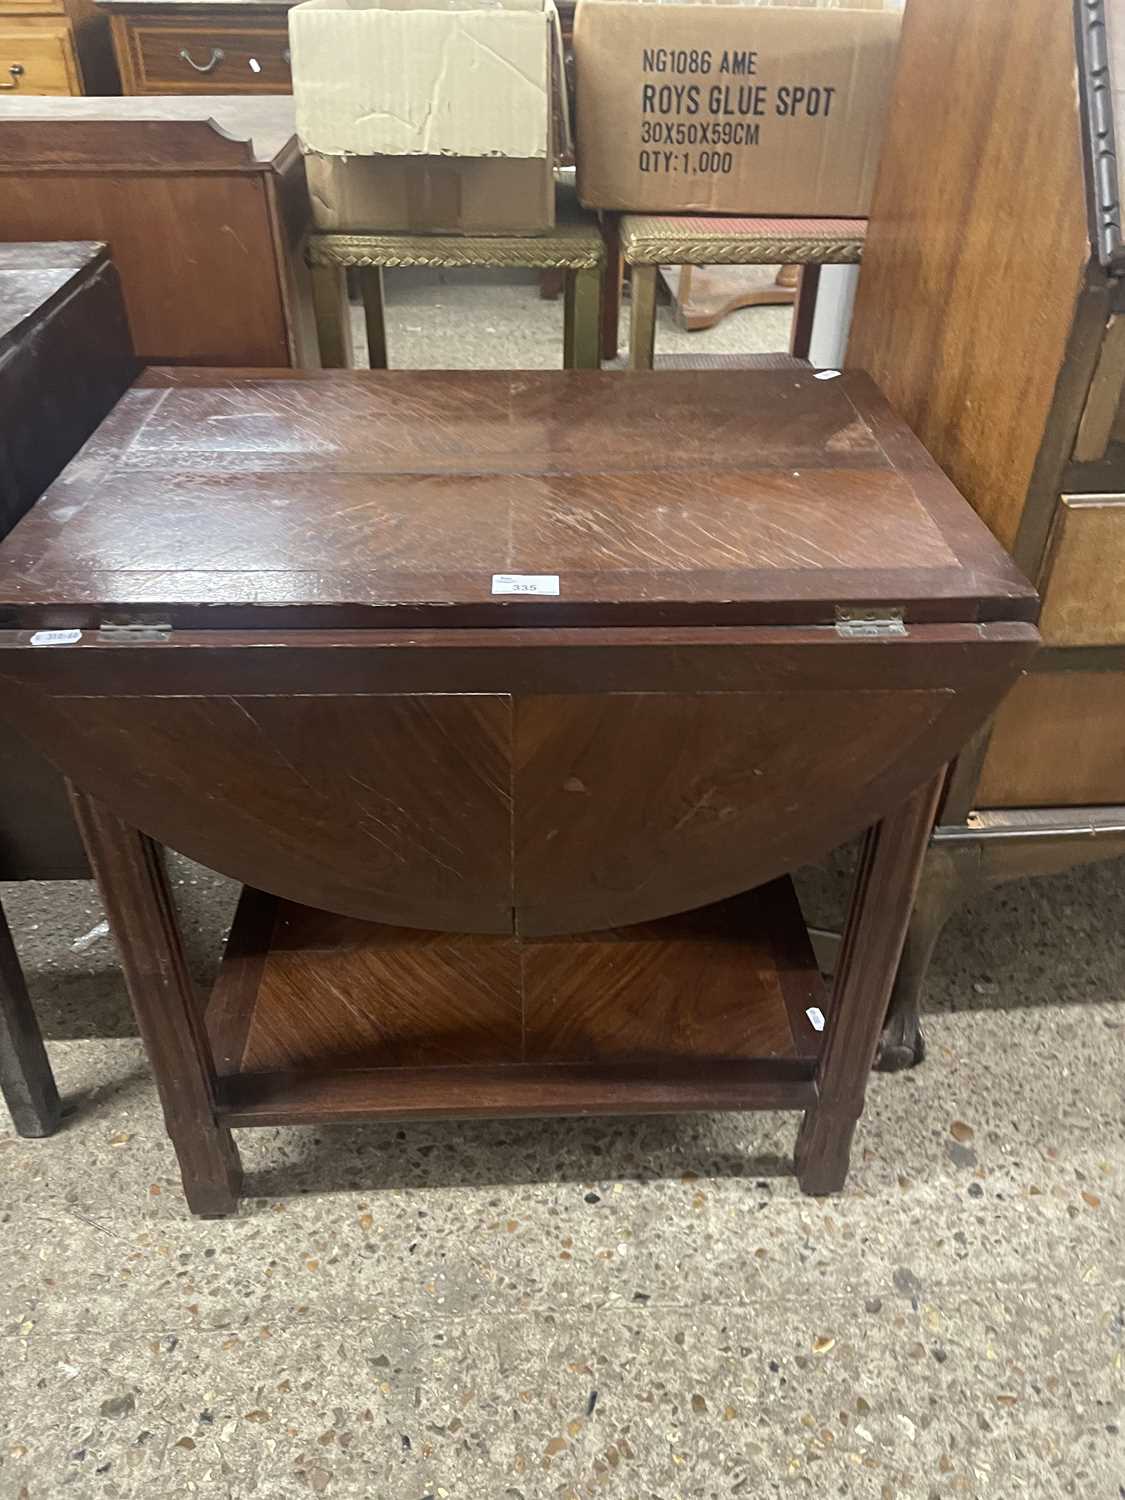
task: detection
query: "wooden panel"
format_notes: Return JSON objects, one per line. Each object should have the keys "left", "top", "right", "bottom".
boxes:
{"left": 0, "top": 0, "right": 66, "bottom": 13}
{"left": 220, "top": 896, "right": 525, "bottom": 1075}
{"left": 0, "top": 728, "right": 88, "bottom": 879}
{"left": 205, "top": 880, "right": 821, "bottom": 1112}
{"left": 848, "top": 0, "right": 1091, "bottom": 556}
{"left": 522, "top": 880, "right": 821, "bottom": 1064}
{"left": 219, "top": 1059, "right": 818, "bottom": 1128}
{"left": 0, "top": 368, "right": 1036, "bottom": 630}
{"left": 978, "top": 671, "right": 1125, "bottom": 807}
{"left": 514, "top": 688, "right": 964, "bottom": 935}
{"left": 0, "top": 92, "right": 298, "bottom": 164}
{"left": 0, "top": 22, "right": 81, "bottom": 92}
{"left": 1076, "top": 314, "right": 1125, "bottom": 462}
{"left": 0, "top": 623, "right": 1037, "bottom": 932}
{"left": 7, "top": 692, "right": 515, "bottom": 931}
{"left": 1039, "top": 496, "right": 1125, "bottom": 645}
{"left": 0, "top": 175, "right": 290, "bottom": 364}
{"left": 0, "top": 244, "right": 132, "bottom": 884}
{"left": 0, "top": 246, "right": 135, "bottom": 537}
{"left": 127, "top": 21, "right": 291, "bottom": 93}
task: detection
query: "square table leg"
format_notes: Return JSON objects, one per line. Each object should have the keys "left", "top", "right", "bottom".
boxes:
{"left": 0, "top": 902, "right": 61, "bottom": 1138}
{"left": 359, "top": 265, "right": 389, "bottom": 369}
{"left": 796, "top": 769, "right": 945, "bottom": 1194}
{"left": 563, "top": 265, "right": 603, "bottom": 369}
{"left": 790, "top": 264, "right": 822, "bottom": 361}
{"left": 628, "top": 264, "right": 659, "bottom": 370}
{"left": 69, "top": 786, "right": 242, "bottom": 1217}
{"left": 310, "top": 262, "right": 354, "bottom": 370}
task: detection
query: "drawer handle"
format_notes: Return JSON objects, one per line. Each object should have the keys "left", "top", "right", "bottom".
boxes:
{"left": 178, "top": 46, "right": 224, "bottom": 72}
{"left": 1, "top": 63, "right": 24, "bottom": 88}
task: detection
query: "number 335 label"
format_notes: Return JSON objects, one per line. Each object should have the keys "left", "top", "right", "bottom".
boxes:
{"left": 491, "top": 574, "right": 560, "bottom": 597}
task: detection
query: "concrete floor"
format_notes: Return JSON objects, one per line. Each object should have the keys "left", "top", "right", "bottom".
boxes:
{"left": 350, "top": 266, "right": 795, "bottom": 367}
{"left": 0, "top": 282, "right": 1123, "bottom": 1499}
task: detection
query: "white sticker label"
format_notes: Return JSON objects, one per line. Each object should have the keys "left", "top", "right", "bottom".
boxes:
{"left": 491, "top": 574, "right": 560, "bottom": 597}
{"left": 814, "top": 369, "right": 842, "bottom": 381}
{"left": 29, "top": 629, "right": 82, "bottom": 647}
{"left": 806, "top": 1006, "right": 826, "bottom": 1033}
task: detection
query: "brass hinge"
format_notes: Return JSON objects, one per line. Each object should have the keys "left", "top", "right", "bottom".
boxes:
{"left": 97, "top": 620, "right": 172, "bottom": 642}
{"left": 834, "top": 606, "right": 907, "bottom": 639}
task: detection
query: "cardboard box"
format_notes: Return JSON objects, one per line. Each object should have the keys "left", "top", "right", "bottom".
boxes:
{"left": 574, "top": 1, "right": 902, "bottom": 216}
{"left": 290, "top": 0, "right": 561, "bottom": 233}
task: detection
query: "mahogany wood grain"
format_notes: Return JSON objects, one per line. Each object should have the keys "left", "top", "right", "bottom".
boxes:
{"left": 102, "top": 0, "right": 294, "bottom": 95}
{"left": 0, "top": 367, "right": 1042, "bottom": 1206}
{"left": 69, "top": 785, "right": 242, "bottom": 1216}
{"left": 0, "top": 100, "right": 313, "bottom": 367}
{"left": 796, "top": 770, "right": 944, "bottom": 1194}
{"left": 219, "top": 1058, "right": 818, "bottom": 1130}
{"left": 124, "top": 20, "right": 291, "bottom": 92}
{"left": 522, "top": 881, "right": 820, "bottom": 1064}
{"left": 976, "top": 670, "right": 1125, "bottom": 808}
{"left": 241, "top": 927, "right": 523, "bottom": 1075}
{"left": 209, "top": 881, "right": 817, "bottom": 1078}
{"left": 847, "top": 0, "right": 1091, "bottom": 561}
{"left": 0, "top": 368, "right": 1035, "bottom": 629}
{"left": 0, "top": 624, "right": 1036, "bottom": 934}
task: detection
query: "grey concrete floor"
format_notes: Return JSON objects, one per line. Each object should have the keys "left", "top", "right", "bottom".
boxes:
{"left": 1, "top": 280, "right": 1123, "bottom": 1499}
{"left": 352, "top": 266, "right": 795, "bottom": 367}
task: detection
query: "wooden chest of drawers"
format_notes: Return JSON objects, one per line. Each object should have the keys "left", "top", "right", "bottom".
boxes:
{"left": 846, "top": 0, "right": 1125, "bottom": 1069}
{"left": 98, "top": 0, "right": 294, "bottom": 93}
{"left": 1, "top": 0, "right": 117, "bottom": 93}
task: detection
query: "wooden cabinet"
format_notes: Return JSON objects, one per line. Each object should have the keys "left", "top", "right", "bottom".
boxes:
{"left": 0, "top": 96, "right": 318, "bottom": 366}
{"left": 0, "top": 0, "right": 118, "bottom": 93}
{"left": 0, "top": 17, "right": 81, "bottom": 93}
{"left": 0, "top": 241, "right": 134, "bottom": 1141}
{"left": 847, "top": 0, "right": 1125, "bottom": 1067}
{"left": 98, "top": 0, "right": 294, "bottom": 92}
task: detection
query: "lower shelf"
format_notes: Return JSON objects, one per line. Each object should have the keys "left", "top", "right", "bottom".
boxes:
{"left": 205, "top": 878, "right": 826, "bottom": 1128}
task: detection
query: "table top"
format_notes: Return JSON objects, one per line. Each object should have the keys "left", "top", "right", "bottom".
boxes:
{"left": 0, "top": 367, "right": 1037, "bottom": 632}
{"left": 0, "top": 97, "right": 297, "bottom": 168}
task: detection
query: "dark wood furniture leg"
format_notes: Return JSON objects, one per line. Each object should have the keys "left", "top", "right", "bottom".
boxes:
{"left": 789, "top": 264, "right": 821, "bottom": 361}
{"left": 796, "top": 770, "right": 944, "bottom": 1193}
{"left": 69, "top": 785, "right": 242, "bottom": 1216}
{"left": 878, "top": 806, "right": 1125, "bottom": 1072}
{"left": 0, "top": 902, "right": 61, "bottom": 1138}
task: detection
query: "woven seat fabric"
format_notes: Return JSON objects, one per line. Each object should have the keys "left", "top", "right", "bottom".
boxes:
{"left": 620, "top": 215, "right": 866, "bottom": 266}
{"left": 623, "top": 214, "right": 866, "bottom": 240}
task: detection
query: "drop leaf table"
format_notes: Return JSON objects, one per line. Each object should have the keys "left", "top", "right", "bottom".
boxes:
{"left": 0, "top": 368, "right": 1037, "bottom": 1213}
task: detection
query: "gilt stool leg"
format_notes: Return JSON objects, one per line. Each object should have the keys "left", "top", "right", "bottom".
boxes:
{"left": 628, "top": 264, "right": 658, "bottom": 370}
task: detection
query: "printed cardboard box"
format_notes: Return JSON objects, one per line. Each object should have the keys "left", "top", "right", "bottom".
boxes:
{"left": 575, "top": 0, "right": 902, "bottom": 216}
